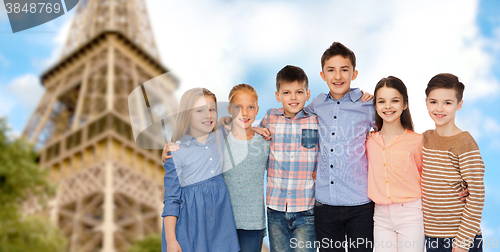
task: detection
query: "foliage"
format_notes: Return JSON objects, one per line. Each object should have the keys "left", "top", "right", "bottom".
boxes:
{"left": 0, "top": 118, "right": 67, "bottom": 252}
{"left": 127, "top": 233, "right": 162, "bottom": 252}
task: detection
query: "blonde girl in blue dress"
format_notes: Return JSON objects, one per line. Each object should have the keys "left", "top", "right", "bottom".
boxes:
{"left": 161, "top": 88, "right": 239, "bottom": 252}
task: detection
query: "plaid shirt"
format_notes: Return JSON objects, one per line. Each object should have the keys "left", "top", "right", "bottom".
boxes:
{"left": 260, "top": 108, "right": 319, "bottom": 212}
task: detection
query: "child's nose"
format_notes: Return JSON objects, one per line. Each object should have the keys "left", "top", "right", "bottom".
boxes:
{"left": 334, "top": 71, "right": 341, "bottom": 79}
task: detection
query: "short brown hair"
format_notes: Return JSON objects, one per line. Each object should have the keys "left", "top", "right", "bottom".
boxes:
{"left": 276, "top": 65, "right": 308, "bottom": 91}
{"left": 321, "top": 42, "right": 356, "bottom": 70}
{"left": 425, "top": 73, "right": 465, "bottom": 102}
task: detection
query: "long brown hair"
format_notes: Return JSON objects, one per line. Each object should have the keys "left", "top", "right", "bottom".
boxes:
{"left": 171, "top": 88, "right": 218, "bottom": 142}
{"left": 373, "top": 76, "right": 414, "bottom": 132}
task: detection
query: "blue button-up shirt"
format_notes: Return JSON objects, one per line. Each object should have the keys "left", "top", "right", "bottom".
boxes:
{"left": 162, "top": 129, "right": 225, "bottom": 217}
{"left": 305, "top": 88, "right": 375, "bottom": 206}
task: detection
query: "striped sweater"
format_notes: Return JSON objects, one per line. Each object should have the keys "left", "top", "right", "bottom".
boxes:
{"left": 422, "top": 130, "right": 485, "bottom": 249}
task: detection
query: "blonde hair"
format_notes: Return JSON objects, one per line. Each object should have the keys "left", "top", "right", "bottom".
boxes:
{"left": 228, "top": 84, "right": 258, "bottom": 104}
{"left": 171, "top": 88, "right": 218, "bottom": 143}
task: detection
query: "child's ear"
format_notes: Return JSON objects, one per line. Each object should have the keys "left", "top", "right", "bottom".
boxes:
{"left": 352, "top": 70, "right": 358, "bottom": 80}
{"left": 275, "top": 91, "right": 281, "bottom": 102}
{"left": 457, "top": 100, "right": 463, "bottom": 111}
{"left": 256, "top": 105, "right": 260, "bottom": 115}
{"left": 306, "top": 89, "right": 311, "bottom": 101}
{"left": 320, "top": 71, "right": 326, "bottom": 81}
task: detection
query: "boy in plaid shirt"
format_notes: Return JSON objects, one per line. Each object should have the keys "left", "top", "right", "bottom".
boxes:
{"left": 257, "top": 65, "right": 319, "bottom": 252}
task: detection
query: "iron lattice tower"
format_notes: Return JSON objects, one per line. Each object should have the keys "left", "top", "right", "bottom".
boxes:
{"left": 22, "top": 0, "right": 177, "bottom": 251}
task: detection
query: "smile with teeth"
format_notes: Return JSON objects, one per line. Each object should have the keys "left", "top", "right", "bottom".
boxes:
{"left": 434, "top": 114, "right": 446, "bottom": 119}
{"left": 333, "top": 82, "right": 344, "bottom": 86}
{"left": 289, "top": 103, "right": 299, "bottom": 107}
{"left": 239, "top": 118, "right": 250, "bottom": 123}
{"left": 383, "top": 111, "right": 396, "bottom": 115}
{"left": 202, "top": 121, "right": 213, "bottom": 125}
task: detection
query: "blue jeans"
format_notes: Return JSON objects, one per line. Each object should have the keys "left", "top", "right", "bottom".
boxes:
{"left": 425, "top": 235, "right": 483, "bottom": 252}
{"left": 237, "top": 229, "right": 265, "bottom": 252}
{"left": 314, "top": 201, "right": 374, "bottom": 252}
{"left": 267, "top": 207, "right": 317, "bottom": 252}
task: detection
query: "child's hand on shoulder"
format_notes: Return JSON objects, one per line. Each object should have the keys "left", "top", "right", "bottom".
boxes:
{"left": 219, "top": 116, "right": 232, "bottom": 131}
{"left": 360, "top": 90, "right": 374, "bottom": 102}
{"left": 252, "top": 127, "right": 271, "bottom": 140}
{"left": 162, "top": 142, "right": 180, "bottom": 162}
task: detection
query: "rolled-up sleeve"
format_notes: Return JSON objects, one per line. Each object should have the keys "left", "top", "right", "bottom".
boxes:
{"left": 162, "top": 152, "right": 182, "bottom": 217}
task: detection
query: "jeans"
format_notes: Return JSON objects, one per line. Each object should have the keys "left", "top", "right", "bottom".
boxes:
{"left": 237, "top": 229, "right": 265, "bottom": 252}
{"left": 314, "top": 201, "right": 374, "bottom": 252}
{"left": 425, "top": 235, "right": 483, "bottom": 252}
{"left": 267, "top": 207, "right": 317, "bottom": 252}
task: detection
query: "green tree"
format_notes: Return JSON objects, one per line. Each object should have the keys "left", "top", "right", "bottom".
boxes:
{"left": 127, "top": 233, "right": 162, "bottom": 252}
{"left": 0, "top": 118, "right": 67, "bottom": 252}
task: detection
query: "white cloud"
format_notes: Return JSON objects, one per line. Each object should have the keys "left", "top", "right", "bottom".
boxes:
{"left": 146, "top": 0, "right": 499, "bottom": 136}
{"left": 4, "top": 74, "right": 44, "bottom": 112}
{"left": 32, "top": 16, "right": 73, "bottom": 70}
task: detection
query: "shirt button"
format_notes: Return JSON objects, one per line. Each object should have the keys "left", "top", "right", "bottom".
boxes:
{"left": 334, "top": 116, "right": 337, "bottom": 119}
{"left": 210, "top": 158, "right": 213, "bottom": 161}
{"left": 292, "top": 137, "right": 294, "bottom": 140}
{"left": 205, "top": 146, "right": 208, "bottom": 149}
{"left": 331, "top": 132, "right": 335, "bottom": 136}
{"left": 211, "top": 170, "right": 214, "bottom": 173}
{"left": 291, "top": 155, "right": 294, "bottom": 158}
{"left": 331, "top": 181, "right": 334, "bottom": 184}
{"left": 288, "top": 192, "right": 290, "bottom": 195}
{"left": 330, "top": 149, "right": 333, "bottom": 152}
{"left": 337, "top": 101, "right": 340, "bottom": 105}
{"left": 330, "top": 165, "right": 333, "bottom": 168}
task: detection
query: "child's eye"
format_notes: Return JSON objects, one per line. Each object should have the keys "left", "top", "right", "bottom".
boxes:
{"left": 235, "top": 106, "right": 240, "bottom": 109}
{"left": 298, "top": 91, "right": 303, "bottom": 94}
{"left": 377, "top": 101, "right": 384, "bottom": 104}
{"left": 445, "top": 102, "right": 452, "bottom": 105}
{"left": 342, "top": 69, "right": 348, "bottom": 72}
{"left": 392, "top": 100, "right": 399, "bottom": 103}
{"left": 210, "top": 108, "right": 216, "bottom": 112}
{"left": 327, "top": 69, "right": 333, "bottom": 72}
{"left": 430, "top": 101, "right": 436, "bottom": 104}
{"left": 283, "top": 92, "right": 289, "bottom": 95}
{"left": 249, "top": 106, "right": 255, "bottom": 109}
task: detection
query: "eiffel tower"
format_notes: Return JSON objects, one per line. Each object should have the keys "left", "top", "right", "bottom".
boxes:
{"left": 22, "top": 0, "right": 177, "bottom": 251}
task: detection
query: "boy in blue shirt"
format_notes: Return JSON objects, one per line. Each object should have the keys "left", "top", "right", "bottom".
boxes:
{"left": 305, "top": 42, "right": 375, "bottom": 252}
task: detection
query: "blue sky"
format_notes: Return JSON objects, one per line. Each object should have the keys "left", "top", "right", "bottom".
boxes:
{"left": 1, "top": 0, "right": 500, "bottom": 249}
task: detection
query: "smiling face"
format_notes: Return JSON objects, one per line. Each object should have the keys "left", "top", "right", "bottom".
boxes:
{"left": 320, "top": 55, "right": 358, "bottom": 100}
{"left": 375, "top": 86, "right": 407, "bottom": 126}
{"left": 189, "top": 95, "right": 217, "bottom": 138}
{"left": 275, "top": 80, "right": 310, "bottom": 118}
{"left": 228, "top": 91, "right": 259, "bottom": 130}
{"left": 426, "top": 88, "right": 463, "bottom": 128}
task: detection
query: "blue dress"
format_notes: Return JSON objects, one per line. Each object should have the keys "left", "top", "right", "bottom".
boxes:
{"left": 161, "top": 130, "right": 240, "bottom": 252}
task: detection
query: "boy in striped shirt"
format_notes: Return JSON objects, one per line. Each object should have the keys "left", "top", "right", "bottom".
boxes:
{"left": 422, "top": 73, "right": 485, "bottom": 252}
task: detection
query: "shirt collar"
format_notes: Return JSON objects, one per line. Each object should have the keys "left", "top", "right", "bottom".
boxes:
{"left": 325, "top": 88, "right": 362, "bottom": 102}
{"left": 276, "top": 107, "right": 309, "bottom": 119}
{"left": 177, "top": 133, "right": 214, "bottom": 147}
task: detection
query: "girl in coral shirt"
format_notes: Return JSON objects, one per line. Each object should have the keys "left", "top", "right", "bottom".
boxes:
{"left": 366, "top": 76, "right": 424, "bottom": 252}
